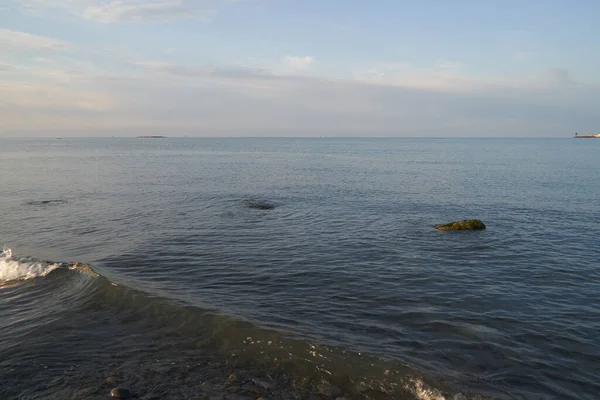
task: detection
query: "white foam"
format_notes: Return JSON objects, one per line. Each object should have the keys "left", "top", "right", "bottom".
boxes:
{"left": 0, "top": 247, "right": 60, "bottom": 283}
{"left": 405, "top": 378, "right": 447, "bottom": 400}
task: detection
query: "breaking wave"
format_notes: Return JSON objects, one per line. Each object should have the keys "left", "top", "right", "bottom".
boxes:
{"left": 0, "top": 247, "right": 61, "bottom": 283}
{"left": 0, "top": 246, "right": 483, "bottom": 399}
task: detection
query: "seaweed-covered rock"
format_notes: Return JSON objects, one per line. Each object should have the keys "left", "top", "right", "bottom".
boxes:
{"left": 435, "top": 219, "right": 486, "bottom": 231}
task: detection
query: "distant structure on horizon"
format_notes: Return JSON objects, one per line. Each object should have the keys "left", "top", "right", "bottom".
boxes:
{"left": 574, "top": 133, "right": 600, "bottom": 138}
{"left": 136, "top": 136, "right": 167, "bottom": 139}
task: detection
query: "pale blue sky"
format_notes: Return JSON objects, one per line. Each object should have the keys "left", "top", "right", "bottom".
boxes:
{"left": 1, "top": 0, "right": 598, "bottom": 137}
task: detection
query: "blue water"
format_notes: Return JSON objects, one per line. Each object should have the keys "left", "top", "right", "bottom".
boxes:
{"left": 0, "top": 138, "right": 598, "bottom": 399}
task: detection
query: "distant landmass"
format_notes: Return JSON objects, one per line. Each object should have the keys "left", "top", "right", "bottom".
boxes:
{"left": 574, "top": 134, "right": 600, "bottom": 138}
{"left": 136, "top": 136, "right": 166, "bottom": 138}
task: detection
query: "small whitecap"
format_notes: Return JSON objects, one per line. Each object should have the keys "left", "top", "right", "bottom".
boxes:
{"left": 0, "top": 247, "right": 60, "bottom": 283}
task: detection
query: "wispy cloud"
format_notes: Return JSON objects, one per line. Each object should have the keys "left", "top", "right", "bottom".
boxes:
{"left": 1, "top": 81, "right": 115, "bottom": 111}
{"left": 282, "top": 56, "right": 315, "bottom": 70}
{"left": 2, "top": 49, "right": 598, "bottom": 137}
{"left": 35, "top": 57, "right": 57, "bottom": 64}
{"left": 0, "top": 29, "right": 71, "bottom": 52}
{"left": 355, "top": 61, "right": 580, "bottom": 93}
{"left": 0, "top": 64, "right": 16, "bottom": 72}
{"left": 135, "top": 60, "right": 315, "bottom": 82}
{"left": 15, "top": 0, "right": 229, "bottom": 22}
{"left": 135, "top": 61, "right": 267, "bottom": 79}
{"left": 355, "top": 62, "right": 474, "bottom": 91}
{"left": 83, "top": 0, "right": 215, "bottom": 23}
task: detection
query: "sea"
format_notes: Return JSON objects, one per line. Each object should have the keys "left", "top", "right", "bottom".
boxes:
{"left": 0, "top": 137, "right": 598, "bottom": 400}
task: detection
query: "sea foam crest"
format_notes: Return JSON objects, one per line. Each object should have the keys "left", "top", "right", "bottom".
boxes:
{"left": 0, "top": 247, "right": 60, "bottom": 283}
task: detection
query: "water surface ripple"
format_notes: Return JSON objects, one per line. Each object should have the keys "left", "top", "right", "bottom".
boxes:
{"left": 0, "top": 138, "right": 599, "bottom": 399}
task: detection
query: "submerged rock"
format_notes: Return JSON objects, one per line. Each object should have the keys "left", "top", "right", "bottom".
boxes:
{"left": 435, "top": 219, "right": 486, "bottom": 231}
{"left": 316, "top": 383, "right": 343, "bottom": 398}
{"left": 140, "top": 395, "right": 160, "bottom": 400}
{"left": 254, "top": 378, "right": 276, "bottom": 390}
{"left": 246, "top": 200, "right": 275, "bottom": 210}
{"left": 110, "top": 387, "right": 132, "bottom": 399}
{"left": 226, "top": 395, "right": 254, "bottom": 400}
{"left": 104, "top": 376, "right": 119, "bottom": 387}
{"left": 24, "top": 199, "right": 67, "bottom": 206}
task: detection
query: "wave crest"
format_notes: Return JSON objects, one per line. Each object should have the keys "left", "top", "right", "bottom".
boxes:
{"left": 0, "top": 247, "right": 61, "bottom": 283}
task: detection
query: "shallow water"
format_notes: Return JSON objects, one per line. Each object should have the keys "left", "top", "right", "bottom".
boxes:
{"left": 0, "top": 137, "right": 599, "bottom": 399}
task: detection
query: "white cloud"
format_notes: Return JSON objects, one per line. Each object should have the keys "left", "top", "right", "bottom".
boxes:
{"left": 0, "top": 29, "right": 71, "bottom": 52}
{"left": 166, "top": 48, "right": 177, "bottom": 54}
{"left": 16, "top": 0, "right": 226, "bottom": 23}
{"left": 283, "top": 56, "right": 315, "bottom": 70}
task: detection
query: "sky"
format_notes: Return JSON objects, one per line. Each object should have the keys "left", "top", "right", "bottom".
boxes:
{"left": 1, "top": 0, "right": 599, "bottom": 137}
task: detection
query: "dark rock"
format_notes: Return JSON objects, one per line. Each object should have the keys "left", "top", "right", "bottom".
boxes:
{"left": 254, "top": 379, "right": 276, "bottom": 390}
{"left": 25, "top": 199, "right": 67, "bottom": 206}
{"left": 246, "top": 200, "right": 275, "bottom": 210}
{"left": 355, "top": 382, "right": 369, "bottom": 393}
{"left": 110, "top": 387, "right": 132, "bottom": 399}
{"left": 435, "top": 219, "right": 486, "bottom": 231}
{"left": 105, "top": 376, "right": 119, "bottom": 387}
{"left": 72, "top": 387, "right": 101, "bottom": 397}
{"left": 226, "top": 395, "right": 254, "bottom": 400}
{"left": 226, "top": 385, "right": 242, "bottom": 394}
{"left": 239, "top": 383, "right": 262, "bottom": 396}
{"left": 154, "top": 365, "right": 174, "bottom": 374}
{"left": 317, "top": 383, "right": 343, "bottom": 398}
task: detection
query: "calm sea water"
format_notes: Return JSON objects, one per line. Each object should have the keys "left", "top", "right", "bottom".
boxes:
{"left": 0, "top": 138, "right": 598, "bottom": 400}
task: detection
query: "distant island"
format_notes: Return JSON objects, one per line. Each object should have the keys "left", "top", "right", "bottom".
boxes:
{"left": 136, "top": 136, "right": 166, "bottom": 139}
{"left": 574, "top": 134, "right": 600, "bottom": 138}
